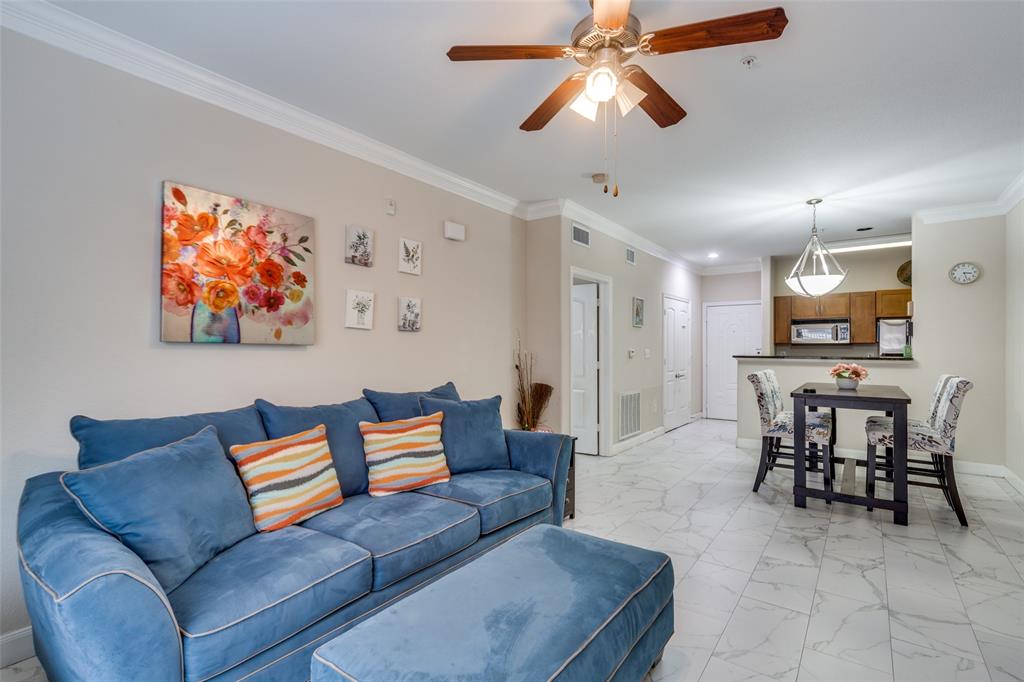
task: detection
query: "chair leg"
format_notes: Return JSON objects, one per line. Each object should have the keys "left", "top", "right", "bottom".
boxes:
{"left": 809, "top": 442, "right": 819, "bottom": 473}
{"left": 767, "top": 437, "right": 779, "bottom": 470}
{"left": 934, "top": 454, "right": 954, "bottom": 508}
{"left": 866, "top": 444, "right": 876, "bottom": 512}
{"left": 885, "top": 446, "right": 894, "bottom": 481}
{"left": 753, "top": 437, "right": 771, "bottom": 493}
{"left": 943, "top": 455, "right": 968, "bottom": 527}
{"left": 822, "top": 444, "right": 832, "bottom": 504}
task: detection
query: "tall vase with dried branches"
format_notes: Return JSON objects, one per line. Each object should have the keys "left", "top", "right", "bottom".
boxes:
{"left": 514, "top": 341, "right": 553, "bottom": 431}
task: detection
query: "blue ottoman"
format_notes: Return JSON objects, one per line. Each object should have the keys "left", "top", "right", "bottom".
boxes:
{"left": 312, "top": 524, "right": 674, "bottom": 682}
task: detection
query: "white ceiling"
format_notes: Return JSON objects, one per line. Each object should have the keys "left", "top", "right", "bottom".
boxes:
{"left": 52, "top": 0, "right": 1024, "bottom": 266}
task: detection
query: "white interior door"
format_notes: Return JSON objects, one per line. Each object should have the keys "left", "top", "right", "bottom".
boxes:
{"left": 706, "top": 303, "right": 763, "bottom": 421}
{"left": 571, "top": 283, "right": 599, "bottom": 454}
{"left": 663, "top": 296, "right": 691, "bottom": 431}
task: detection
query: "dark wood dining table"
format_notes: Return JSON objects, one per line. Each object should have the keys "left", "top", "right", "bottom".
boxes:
{"left": 791, "top": 382, "right": 912, "bottom": 525}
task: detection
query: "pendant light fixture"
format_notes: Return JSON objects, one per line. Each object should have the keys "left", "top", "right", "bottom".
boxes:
{"left": 785, "top": 198, "right": 847, "bottom": 297}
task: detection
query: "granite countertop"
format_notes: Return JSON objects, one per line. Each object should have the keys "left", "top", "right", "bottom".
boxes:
{"left": 734, "top": 355, "right": 914, "bottom": 361}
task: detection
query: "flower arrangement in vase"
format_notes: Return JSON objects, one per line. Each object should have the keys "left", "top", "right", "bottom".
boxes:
{"left": 830, "top": 362, "right": 868, "bottom": 390}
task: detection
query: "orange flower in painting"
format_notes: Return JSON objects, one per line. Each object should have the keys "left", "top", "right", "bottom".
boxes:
{"left": 162, "top": 263, "right": 200, "bottom": 307}
{"left": 175, "top": 212, "right": 218, "bottom": 245}
{"left": 196, "top": 240, "right": 254, "bottom": 286}
{"left": 256, "top": 259, "right": 285, "bottom": 288}
{"left": 162, "top": 231, "right": 181, "bottom": 263}
{"left": 242, "top": 225, "right": 271, "bottom": 261}
{"left": 202, "top": 280, "right": 240, "bottom": 314}
{"left": 290, "top": 271, "right": 307, "bottom": 288}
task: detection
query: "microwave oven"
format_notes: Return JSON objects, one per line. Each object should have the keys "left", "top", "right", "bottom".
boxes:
{"left": 791, "top": 321, "right": 851, "bottom": 345}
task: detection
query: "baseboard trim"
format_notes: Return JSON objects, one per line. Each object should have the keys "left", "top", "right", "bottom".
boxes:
{"left": 689, "top": 412, "right": 704, "bottom": 421}
{"left": 1, "top": 626, "right": 34, "bottom": 667}
{"left": 735, "top": 439, "right": 1017, "bottom": 481}
{"left": 611, "top": 427, "right": 666, "bottom": 456}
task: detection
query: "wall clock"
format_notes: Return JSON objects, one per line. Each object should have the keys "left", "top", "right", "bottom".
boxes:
{"left": 948, "top": 262, "right": 981, "bottom": 285}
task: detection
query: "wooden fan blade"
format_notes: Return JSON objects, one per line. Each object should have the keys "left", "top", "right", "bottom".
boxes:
{"left": 447, "top": 45, "right": 572, "bottom": 61}
{"left": 623, "top": 67, "right": 686, "bottom": 128}
{"left": 520, "top": 74, "right": 586, "bottom": 131}
{"left": 642, "top": 7, "right": 788, "bottom": 55}
{"left": 593, "top": 0, "right": 632, "bottom": 31}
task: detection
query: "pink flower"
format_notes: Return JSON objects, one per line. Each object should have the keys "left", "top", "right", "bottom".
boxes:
{"left": 242, "top": 283, "right": 264, "bottom": 305}
{"left": 260, "top": 289, "right": 285, "bottom": 313}
{"left": 242, "top": 225, "right": 271, "bottom": 261}
{"left": 162, "top": 203, "right": 180, "bottom": 229}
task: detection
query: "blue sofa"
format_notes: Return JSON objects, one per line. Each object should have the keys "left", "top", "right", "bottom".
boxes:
{"left": 17, "top": 394, "right": 574, "bottom": 682}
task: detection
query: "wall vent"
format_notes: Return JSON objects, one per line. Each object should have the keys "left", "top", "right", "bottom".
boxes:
{"left": 571, "top": 223, "right": 591, "bottom": 248}
{"left": 625, "top": 247, "right": 636, "bottom": 265}
{"left": 619, "top": 391, "right": 642, "bottom": 440}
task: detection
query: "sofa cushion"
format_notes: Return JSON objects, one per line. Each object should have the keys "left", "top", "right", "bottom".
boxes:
{"left": 418, "top": 395, "right": 509, "bottom": 474}
{"left": 417, "top": 470, "right": 551, "bottom": 534}
{"left": 362, "top": 381, "right": 460, "bottom": 421}
{"left": 168, "top": 525, "right": 371, "bottom": 682}
{"left": 229, "top": 424, "right": 344, "bottom": 531}
{"left": 254, "top": 397, "right": 378, "bottom": 496}
{"left": 71, "top": 404, "right": 268, "bottom": 469}
{"left": 360, "top": 411, "right": 451, "bottom": 496}
{"left": 61, "top": 426, "right": 255, "bottom": 592}
{"left": 302, "top": 493, "right": 479, "bottom": 590}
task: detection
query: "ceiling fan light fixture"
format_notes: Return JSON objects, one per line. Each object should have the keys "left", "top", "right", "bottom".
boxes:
{"left": 615, "top": 77, "right": 647, "bottom": 117}
{"left": 585, "top": 66, "right": 618, "bottom": 102}
{"left": 570, "top": 91, "right": 600, "bottom": 121}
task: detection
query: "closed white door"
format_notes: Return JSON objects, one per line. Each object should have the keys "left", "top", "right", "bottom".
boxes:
{"left": 706, "top": 303, "right": 762, "bottom": 420}
{"left": 663, "top": 296, "right": 691, "bottom": 431}
{"left": 571, "top": 283, "right": 599, "bottom": 454}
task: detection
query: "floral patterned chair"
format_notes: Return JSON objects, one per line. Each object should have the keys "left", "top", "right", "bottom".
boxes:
{"left": 747, "top": 370, "right": 834, "bottom": 494}
{"left": 864, "top": 375, "right": 973, "bottom": 526}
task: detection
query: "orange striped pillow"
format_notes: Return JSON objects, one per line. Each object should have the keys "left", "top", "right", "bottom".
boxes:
{"left": 229, "top": 424, "right": 343, "bottom": 532}
{"left": 359, "top": 411, "right": 450, "bottom": 497}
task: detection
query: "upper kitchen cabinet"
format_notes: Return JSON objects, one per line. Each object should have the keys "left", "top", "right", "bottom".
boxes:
{"left": 876, "top": 288, "right": 912, "bottom": 318}
{"left": 773, "top": 296, "right": 792, "bottom": 345}
{"left": 791, "top": 293, "right": 850, "bottom": 320}
{"left": 850, "top": 291, "right": 877, "bottom": 343}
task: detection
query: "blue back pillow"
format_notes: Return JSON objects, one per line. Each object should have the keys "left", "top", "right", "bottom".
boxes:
{"left": 419, "top": 395, "right": 509, "bottom": 474}
{"left": 71, "top": 405, "right": 268, "bottom": 469}
{"left": 254, "top": 398, "right": 378, "bottom": 497}
{"left": 61, "top": 426, "right": 255, "bottom": 592}
{"left": 363, "top": 382, "right": 460, "bottom": 422}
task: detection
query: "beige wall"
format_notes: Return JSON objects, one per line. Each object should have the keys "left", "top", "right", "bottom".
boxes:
{"left": 771, "top": 246, "right": 912, "bottom": 297}
{"left": 0, "top": 32, "right": 526, "bottom": 638}
{"left": 702, "top": 271, "right": 761, "bottom": 303}
{"left": 564, "top": 221, "right": 703, "bottom": 438}
{"left": 1006, "top": 200, "right": 1024, "bottom": 481}
{"left": 524, "top": 216, "right": 567, "bottom": 431}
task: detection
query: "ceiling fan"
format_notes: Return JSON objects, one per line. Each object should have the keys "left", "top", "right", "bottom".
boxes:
{"left": 447, "top": 0, "right": 789, "bottom": 131}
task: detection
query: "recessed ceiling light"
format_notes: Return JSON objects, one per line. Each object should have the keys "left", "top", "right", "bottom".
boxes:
{"left": 856, "top": 226, "right": 874, "bottom": 232}
{"left": 708, "top": 252, "right": 720, "bottom": 259}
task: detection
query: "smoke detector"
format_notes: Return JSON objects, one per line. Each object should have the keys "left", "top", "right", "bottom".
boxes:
{"left": 592, "top": 172, "right": 608, "bottom": 184}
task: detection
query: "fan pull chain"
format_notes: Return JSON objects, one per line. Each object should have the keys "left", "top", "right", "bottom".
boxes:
{"left": 602, "top": 102, "right": 609, "bottom": 194}
{"left": 612, "top": 102, "right": 620, "bottom": 197}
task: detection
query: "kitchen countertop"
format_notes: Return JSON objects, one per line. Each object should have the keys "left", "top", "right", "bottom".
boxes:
{"left": 734, "top": 355, "right": 914, "bottom": 361}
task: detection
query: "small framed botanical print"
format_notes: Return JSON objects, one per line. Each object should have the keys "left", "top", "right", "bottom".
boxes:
{"left": 345, "top": 289, "right": 374, "bottom": 329}
{"left": 632, "top": 297, "right": 644, "bottom": 328}
{"left": 398, "top": 238, "right": 421, "bottom": 275}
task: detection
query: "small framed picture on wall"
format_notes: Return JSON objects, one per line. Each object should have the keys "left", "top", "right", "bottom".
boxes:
{"left": 632, "top": 297, "right": 645, "bottom": 328}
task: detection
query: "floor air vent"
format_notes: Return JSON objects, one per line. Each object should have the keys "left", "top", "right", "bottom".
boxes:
{"left": 619, "top": 391, "right": 641, "bottom": 440}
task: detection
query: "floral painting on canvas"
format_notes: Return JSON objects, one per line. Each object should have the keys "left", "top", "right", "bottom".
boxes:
{"left": 160, "top": 182, "right": 315, "bottom": 345}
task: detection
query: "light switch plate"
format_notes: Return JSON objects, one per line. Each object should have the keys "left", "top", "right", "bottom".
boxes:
{"left": 444, "top": 220, "right": 466, "bottom": 241}
{"left": 643, "top": 348, "right": 652, "bottom": 359}
{"left": 628, "top": 348, "right": 637, "bottom": 359}
{"left": 384, "top": 198, "right": 397, "bottom": 216}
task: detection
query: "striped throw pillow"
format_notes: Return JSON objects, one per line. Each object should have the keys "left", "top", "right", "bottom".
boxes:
{"left": 229, "top": 424, "right": 343, "bottom": 532}
{"left": 359, "top": 411, "right": 450, "bottom": 496}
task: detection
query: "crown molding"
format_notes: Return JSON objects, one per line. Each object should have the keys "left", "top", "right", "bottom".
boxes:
{"left": 518, "top": 199, "right": 700, "bottom": 273}
{"left": 914, "top": 168, "right": 1024, "bottom": 225}
{"left": 0, "top": 0, "right": 522, "bottom": 217}
{"left": 701, "top": 262, "right": 762, "bottom": 276}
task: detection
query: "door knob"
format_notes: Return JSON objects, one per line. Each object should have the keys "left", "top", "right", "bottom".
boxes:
{"left": 675, "top": 372, "right": 685, "bottom": 378}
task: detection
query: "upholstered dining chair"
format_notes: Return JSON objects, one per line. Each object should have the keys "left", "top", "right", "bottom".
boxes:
{"left": 747, "top": 370, "right": 834, "bottom": 494}
{"left": 864, "top": 376, "right": 974, "bottom": 526}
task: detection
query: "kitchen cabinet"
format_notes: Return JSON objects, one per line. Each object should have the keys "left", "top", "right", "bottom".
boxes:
{"left": 773, "top": 296, "right": 792, "bottom": 345}
{"left": 876, "top": 289, "right": 912, "bottom": 318}
{"left": 791, "top": 293, "right": 850, "bottom": 320}
{"left": 850, "top": 291, "right": 877, "bottom": 343}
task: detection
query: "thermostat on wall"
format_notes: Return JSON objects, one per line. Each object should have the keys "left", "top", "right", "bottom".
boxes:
{"left": 444, "top": 220, "right": 466, "bottom": 241}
